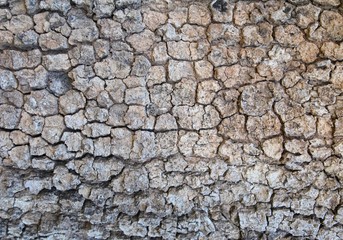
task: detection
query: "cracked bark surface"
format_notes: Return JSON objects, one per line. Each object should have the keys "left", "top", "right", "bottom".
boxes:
{"left": 1, "top": 0, "right": 343, "bottom": 239}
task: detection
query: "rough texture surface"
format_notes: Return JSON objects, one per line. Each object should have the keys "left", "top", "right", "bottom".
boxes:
{"left": 1, "top": 0, "right": 343, "bottom": 239}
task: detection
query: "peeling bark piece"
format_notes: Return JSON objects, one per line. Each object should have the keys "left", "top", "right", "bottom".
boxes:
{"left": 194, "top": 60, "right": 213, "bottom": 79}
{"left": 161, "top": 23, "right": 180, "bottom": 41}
{"left": 331, "top": 63, "right": 343, "bottom": 90}
{"left": 45, "top": 143, "right": 75, "bottom": 161}
{"left": 93, "top": 39, "right": 110, "bottom": 59}
{"left": 106, "top": 79, "right": 126, "bottom": 103}
{"left": 122, "top": 9, "right": 145, "bottom": 34}
{"left": 14, "top": 69, "right": 34, "bottom": 93}
{"left": 94, "top": 158, "right": 125, "bottom": 182}
{"left": 31, "top": 66, "right": 48, "bottom": 90}
{"left": 286, "top": 79, "right": 312, "bottom": 106}
{"left": 314, "top": 0, "right": 340, "bottom": 6}
{"left": 48, "top": 72, "right": 72, "bottom": 96}
{"left": 210, "top": 44, "right": 239, "bottom": 67}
